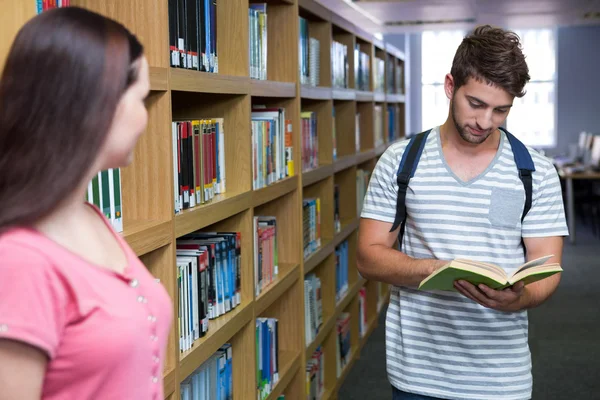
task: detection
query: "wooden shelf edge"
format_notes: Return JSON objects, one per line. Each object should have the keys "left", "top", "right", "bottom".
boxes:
{"left": 170, "top": 68, "right": 250, "bottom": 94}
{"left": 356, "top": 149, "right": 375, "bottom": 165}
{"left": 334, "top": 279, "right": 362, "bottom": 317}
{"left": 150, "top": 67, "right": 169, "bottom": 91}
{"left": 174, "top": 191, "right": 253, "bottom": 238}
{"left": 179, "top": 301, "right": 254, "bottom": 381}
{"left": 333, "top": 154, "right": 357, "bottom": 173}
{"left": 386, "top": 93, "right": 406, "bottom": 103}
{"left": 251, "top": 80, "right": 296, "bottom": 98}
{"left": 355, "top": 90, "right": 374, "bottom": 102}
{"left": 332, "top": 88, "right": 356, "bottom": 101}
{"left": 123, "top": 219, "right": 172, "bottom": 257}
{"left": 298, "top": 0, "right": 332, "bottom": 20}
{"left": 374, "top": 92, "right": 386, "bottom": 102}
{"left": 302, "top": 164, "right": 333, "bottom": 187}
{"left": 163, "top": 368, "right": 176, "bottom": 397}
{"left": 265, "top": 351, "right": 301, "bottom": 400}
{"left": 333, "top": 219, "right": 358, "bottom": 248}
{"left": 375, "top": 143, "right": 387, "bottom": 156}
{"left": 359, "top": 316, "right": 378, "bottom": 351}
{"left": 300, "top": 85, "right": 332, "bottom": 100}
{"left": 253, "top": 176, "right": 298, "bottom": 208}
{"left": 305, "top": 312, "right": 335, "bottom": 359}
{"left": 255, "top": 263, "right": 301, "bottom": 315}
{"left": 304, "top": 238, "right": 335, "bottom": 275}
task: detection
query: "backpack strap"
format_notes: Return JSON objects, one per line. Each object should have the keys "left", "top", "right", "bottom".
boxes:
{"left": 390, "top": 130, "right": 431, "bottom": 244}
{"left": 501, "top": 128, "right": 535, "bottom": 221}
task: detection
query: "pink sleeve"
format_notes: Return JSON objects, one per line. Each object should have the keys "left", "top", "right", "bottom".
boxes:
{"left": 0, "top": 242, "right": 68, "bottom": 359}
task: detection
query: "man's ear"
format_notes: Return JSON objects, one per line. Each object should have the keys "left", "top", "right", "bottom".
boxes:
{"left": 444, "top": 73, "right": 455, "bottom": 100}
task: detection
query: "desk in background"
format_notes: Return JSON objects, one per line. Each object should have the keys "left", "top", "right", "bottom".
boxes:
{"left": 557, "top": 167, "right": 600, "bottom": 244}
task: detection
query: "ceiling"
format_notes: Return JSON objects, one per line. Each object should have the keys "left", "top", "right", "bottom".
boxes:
{"left": 315, "top": 0, "right": 600, "bottom": 34}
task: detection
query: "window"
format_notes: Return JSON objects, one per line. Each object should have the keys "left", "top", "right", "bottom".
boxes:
{"left": 421, "top": 28, "right": 557, "bottom": 148}
{"left": 506, "top": 29, "right": 557, "bottom": 148}
{"left": 421, "top": 30, "right": 465, "bottom": 130}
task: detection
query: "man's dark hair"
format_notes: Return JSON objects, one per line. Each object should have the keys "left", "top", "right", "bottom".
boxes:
{"left": 451, "top": 25, "right": 530, "bottom": 97}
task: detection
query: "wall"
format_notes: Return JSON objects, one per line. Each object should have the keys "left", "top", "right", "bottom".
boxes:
{"left": 555, "top": 24, "right": 600, "bottom": 156}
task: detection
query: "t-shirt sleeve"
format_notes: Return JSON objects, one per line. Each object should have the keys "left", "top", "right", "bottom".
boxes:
{"left": 0, "top": 243, "right": 67, "bottom": 359}
{"left": 360, "top": 145, "right": 402, "bottom": 224}
{"left": 521, "top": 164, "right": 569, "bottom": 238}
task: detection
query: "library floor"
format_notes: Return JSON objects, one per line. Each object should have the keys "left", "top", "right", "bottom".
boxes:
{"left": 339, "top": 222, "right": 600, "bottom": 400}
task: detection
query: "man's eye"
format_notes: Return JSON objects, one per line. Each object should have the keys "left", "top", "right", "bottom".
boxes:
{"left": 469, "top": 102, "right": 482, "bottom": 108}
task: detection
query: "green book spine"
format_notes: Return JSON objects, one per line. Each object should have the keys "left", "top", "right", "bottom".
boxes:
{"left": 92, "top": 174, "right": 101, "bottom": 210}
{"left": 101, "top": 170, "right": 111, "bottom": 220}
{"left": 113, "top": 168, "right": 123, "bottom": 232}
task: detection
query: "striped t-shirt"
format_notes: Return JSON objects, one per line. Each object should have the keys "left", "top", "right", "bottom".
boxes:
{"left": 361, "top": 127, "right": 568, "bottom": 400}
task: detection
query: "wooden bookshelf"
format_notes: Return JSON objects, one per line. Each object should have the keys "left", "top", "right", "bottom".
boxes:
{"left": 0, "top": 0, "right": 407, "bottom": 398}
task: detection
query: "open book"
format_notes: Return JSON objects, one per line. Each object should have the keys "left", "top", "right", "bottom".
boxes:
{"left": 418, "top": 255, "right": 562, "bottom": 292}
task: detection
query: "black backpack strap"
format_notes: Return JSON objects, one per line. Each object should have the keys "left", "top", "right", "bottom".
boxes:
{"left": 502, "top": 128, "right": 535, "bottom": 221}
{"left": 390, "top": 130, "right": 431, "bottom": 242}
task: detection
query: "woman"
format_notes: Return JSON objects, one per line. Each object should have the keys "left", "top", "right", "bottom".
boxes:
{"left": 0, "top": 7, "right": 172, "bottom": 400}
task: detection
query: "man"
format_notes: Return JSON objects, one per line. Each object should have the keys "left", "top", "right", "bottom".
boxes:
{"left": 357, "top": 25, "right": 568, "bottom": 400}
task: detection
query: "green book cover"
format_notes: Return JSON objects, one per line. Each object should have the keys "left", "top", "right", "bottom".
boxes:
{"left": 92, "top": 174, "right": 101, "bottom": 210}
{"left": 418, "top": 255, "right": 562, "bottom": 292}
{"left": 101, "top": 170, "right": 111, "bottom": 220}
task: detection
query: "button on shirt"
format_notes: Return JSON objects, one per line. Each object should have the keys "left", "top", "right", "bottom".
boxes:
{"left": 0, "top": 206, "right": 173, "bottom": 400}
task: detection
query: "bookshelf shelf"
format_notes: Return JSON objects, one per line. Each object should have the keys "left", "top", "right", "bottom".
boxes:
{"left": 300, "top": 85, "right": 333, "bottom": 100}
{"left": 252, "top": 176, "right": 298, "bottom": 209}
{"left": 332, "top": 88, "right": 356, "bottom": 101}
{"left": 355, "top": 90, "right": 374, "bottom": 102}
{"left": 179, "top": 300, "right": 254, "bottom": 381}
{"left": 0, "top": 0, "right": 409, "bottom": 397}
{"left": 333, "top": 219, "right": 359, "bottom": 248}
{"left": 255, "top": 263, "right": 300, "bottom": 315}
{"left": 386, "top": 93, "right": 406, "bottom": 103}
{"left": 174, "top": 191, "right": 253, "bottom": 238}
{"left": 149, "top": 67, "right": 169, "bottom": 91}
{"left": 374, "top": 92, "right": 386, "bottom": 102}
{"left": 304, "top": 238, "right": 335, "bottom": 275}
{"left": 333, "top": 154, "right": 357, "bottom": 173}
{"left": 302, "top": 164, "right": 334, "bottom": 187}
{"left": 305, "top": 311, "right": 335, "bottom": 359}
{"left": 163, "top": 369, "right": 177, "bottom": 398}
{"left": 251, "top": 80, "right": 296, "bottom": 98}
{"left": 122, "top": 219, "right": 172, "bottom": 257}
{"left": 265, "top": 350, "right": 301, "bottom": 400}
{"left": 328, "top": 350, "right": 358, "bottom": 399}
{"left": 170, "top": 69, "right": 250, "bottom": 94}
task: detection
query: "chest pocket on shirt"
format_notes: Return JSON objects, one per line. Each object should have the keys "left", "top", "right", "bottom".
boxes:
{"left": 488, "top": 187, "right": 524, "bottom": 229}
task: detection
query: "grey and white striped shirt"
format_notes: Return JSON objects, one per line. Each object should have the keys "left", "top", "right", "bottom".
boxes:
{"left": 361, "top": 126, "right": 568, "bottom": 400}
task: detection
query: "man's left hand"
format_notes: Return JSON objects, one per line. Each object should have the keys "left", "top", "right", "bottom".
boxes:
{"left": 453, "top": 280, "right": 525, "bottom": 312}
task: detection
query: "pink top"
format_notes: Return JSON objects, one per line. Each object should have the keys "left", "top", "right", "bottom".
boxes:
{"left": 0, "top": 204, "right": 173, "bottom": 400}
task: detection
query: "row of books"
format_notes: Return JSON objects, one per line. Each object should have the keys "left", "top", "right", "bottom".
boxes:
{"left": 355, "top": 45, "right": 371, "bottom": 92}
{"left": 299, "top": 17, "right": 320, "bottom": 86}
{"left": 251, "top": 107, "right": 294, "bottom": 190}
{"left": 335, "top": 312, "right": 352, "bottom": 378}
{"left": 36, "top": 0, "right": 69, "bottom": 13}
{"left": 301, "top": 111, "right": 319, "bottom": 172}
{"left": 253, "top": 216, "right": 278, "bottom": 297}
{"left": 331, "top": 40, "right": 349, "bottom": 89}
{"left": 386, "top": 58, "right": 405, "bottom": 94}
{"left": 172, "top": 119, "right": 226, "bottom": 214}
{"left": 387, "top": 105, "right": 398, "bottom": 143}
{"left": 358, "top": 287, "right": 367, "bottom": 338}
{"left": 256, "top": 317, "right": 280, "bottom": 400}
{"left": 249, "top": 4, "right": 267, "bottom": 80}
{"left": 335, "top": 240, "right": 349, "bottom": 304}
{"left": 356, "top": 168, "right": 371, "bottom": 215}
{"left": 332, "top": 107, "right": 337, "bottom": 161}
{"left": 306, "top": 347, "right": 325, "bottom": 400}
{"left": 374, "top": 105, "right": 384, "bottom": 148}
{"left": 176, "top": 232, "right": 242, "bottom": 353}
{"left": 168, "top": 0, "right": 218, "bottom": 72}
{"left": 334, "top": 185, "right": 341, "bottom": 234}
{"left": 181, "top": 344, "right": 233, "bottom": 400}
{"left": 373, "top": 57, "right": 385, "bottom": 93}
{"left": 304, "top": 273, "right": 323, "bottom": 345}
{"left": 303, "top": 198, "right": 322, "bottom": 259}
{"left": 86, "top": 169, "right": 123, "bottom": 233}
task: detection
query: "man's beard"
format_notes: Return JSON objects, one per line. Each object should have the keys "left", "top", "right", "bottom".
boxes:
{"left": 451, "top": 98, "right": 493, "bottom": 145}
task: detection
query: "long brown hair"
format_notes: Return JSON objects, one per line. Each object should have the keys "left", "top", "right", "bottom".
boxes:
{"left": 0, "top": 7, "right": 143, "bottom": 231}
{"left": 451, "top": 25, "right": 530, "bottom": 97}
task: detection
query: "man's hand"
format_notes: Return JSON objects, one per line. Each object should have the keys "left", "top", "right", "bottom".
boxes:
{"left": 453, "top": 280, "right": 526, "bottom": 312}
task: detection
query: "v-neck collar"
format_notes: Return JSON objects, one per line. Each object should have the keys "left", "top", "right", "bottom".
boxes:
{"left": 435, "top": 126, "right": 505, "bottom": 187}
